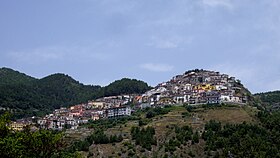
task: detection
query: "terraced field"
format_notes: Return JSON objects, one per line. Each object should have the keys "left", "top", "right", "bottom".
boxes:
{"left": 79, "top": 105, "right": 258, "bottom": 158}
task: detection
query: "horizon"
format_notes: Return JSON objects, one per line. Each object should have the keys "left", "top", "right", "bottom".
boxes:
{"left": 1, "top": 0, "right": 280, "bottom": 93}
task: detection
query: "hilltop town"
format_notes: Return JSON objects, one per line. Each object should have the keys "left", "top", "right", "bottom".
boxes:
{"left": 140, "top": 69, "right": 248, "bottom": 107}
{"left": 11, "top": 69, "right": 249, "bottom": 130}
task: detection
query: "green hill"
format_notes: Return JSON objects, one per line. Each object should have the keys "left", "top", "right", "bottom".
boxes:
{"left": 254, "top": 91, "right": 280, "bottom": 111}
{"left": 0, "top": 68, "right": 151, "bottom": 119}
{"left": 0, "top": 68, "right": 39, "bottom": 116}
{"left": 36, "top": 73, "right": 101, "bottom": 109}
{"left": 0, "top": 68, "right": 101, "bottom": 118}
{"left": 95, "top": 78, "right": 152, "bottom": 98}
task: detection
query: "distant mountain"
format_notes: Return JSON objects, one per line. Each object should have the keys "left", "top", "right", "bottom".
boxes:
{"left": 254, "top": 91, "right": 280, "bottom": 111}
{"left": 0, "top": 68, "right": 151, "bottom": 119}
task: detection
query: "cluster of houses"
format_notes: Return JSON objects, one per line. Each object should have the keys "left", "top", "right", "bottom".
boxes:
{"left": 35, "top": 96, "right": 133, "bottom": 130}
{"left": 136, "top": 70, "right": 248, "bottom": 108}
{"left": 10, "top": 70, "right": 248, "bottom": 131}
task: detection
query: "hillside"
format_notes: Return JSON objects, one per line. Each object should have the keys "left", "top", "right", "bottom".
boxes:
{"left": 63, "top": 104, "right": 279, "bottom": 158}
{"left": 36, "top": 73, "right": 101, "bottom": 109}
{"left": 0, "top": 68, "right": 101, "bottom": 118}
{"left": 254, "top": 91, "right": 280, "bottom": 111}
{"left": 0, "top": 68, "right": 151, "bottom": 119}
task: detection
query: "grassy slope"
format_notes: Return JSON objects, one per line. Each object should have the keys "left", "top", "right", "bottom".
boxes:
{"left": 73, "top": 105, "right": 258, "bottom": 158}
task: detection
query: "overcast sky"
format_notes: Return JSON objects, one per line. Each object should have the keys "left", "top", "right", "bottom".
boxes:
{"left": 0, "top": 0, "right": 280, "bottom": 93}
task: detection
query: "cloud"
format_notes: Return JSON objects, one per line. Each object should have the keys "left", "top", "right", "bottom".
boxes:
{"left": 140, "top": 63, "right": 174, "bottom": 72}
{"left": 158, "top": 41, "right": 177, "bottom": 49}
{"left": 202, "top": 0, "right": 233, "bottom": 9}
{"left": 8, "top": 46, "right": 67, "bottom": 62}
{"left": 147, "top": 36, "right": 193, "bottom": 49}
{"left": 147, "top": 40, "right": 178, "bottom": 49}
{"left": 6, "top": 41, "right": 119, "bottom": 63}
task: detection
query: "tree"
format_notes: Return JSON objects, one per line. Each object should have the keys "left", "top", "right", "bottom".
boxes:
{"left": 192, "top": 131, "right": 199, "bottom": 144}
{"left": 131, "top": 126, "right": 156, "bottom": 150}
{"left": 0, "top": 113, "right": 66, "bottom": 158}
{"left": 0, "top": 112, "right": 11, "bottom": 138}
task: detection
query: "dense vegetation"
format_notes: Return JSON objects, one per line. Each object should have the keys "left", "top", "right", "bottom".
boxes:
{"left": 145, "top": 106, "right": 171, "bottom": 118}
{"left": 257, "top": 111, "right": 280, "bottom": 131}
{"left": 0, "top": 68, "right": 151, "bottom": 119}
{"left": 254, "top": 91, "right": 280, "bottom": 111}
{"left": 0, "top": 68, "right": 101, "bottom": 118}
{"left": 255, "top": 91, "right": 280, "bottom": 104}
{"left": 131, "top": 126, "right": 157, "bottom": 150}
{"left": 0, "top": 113, "right": 81, "bottom": 158}
{"left": 202, "top": 112, "right": 280, "bottom": 157}
{"left": 95, "top": 78, "right": 152, "bottom": 98}
{"left": 257, "top": 111, "right": 280, "bottom": 150}
{"left": 68, "top": 129, "right": 123, "bottom": 153}
{"left": 87, "top": 129, "right": 123, "bottom": 144}
{"left": 164, "top": 125, "right": 195, "bottom": 153}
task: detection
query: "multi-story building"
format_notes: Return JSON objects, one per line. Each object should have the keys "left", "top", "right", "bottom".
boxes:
{"left": 106, "top": 106, "right": 131, "bottom": 118}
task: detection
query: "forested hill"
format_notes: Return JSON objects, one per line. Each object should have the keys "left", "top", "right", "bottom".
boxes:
{"left": 0, "top": 68, "right": 151, "bottom": 119}
{"left": 94, "top": 78, "right": 152, "bottom": 98}
{"left": 254, "top": 91, "right": 280, "bottom": 111}
{"left": 0, "top": 68, "right": 101, "bottom": 118}
{"left": 0, "top": 67, "right": 36, "bottom": 85}
{"left": 36, "top": 73, "right": 102, "bottom": 110}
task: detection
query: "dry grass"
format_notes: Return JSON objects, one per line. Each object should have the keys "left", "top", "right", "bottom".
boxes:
{"left": 74, "top": 105, "right": 259, "bottom": 157}
{"left": 197, "top": 107, "right": 256, "bottom": 124}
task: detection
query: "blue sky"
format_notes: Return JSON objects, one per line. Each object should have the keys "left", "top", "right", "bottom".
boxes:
{"left": 0, "top": 0, "right": 280, "bottom": 93}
